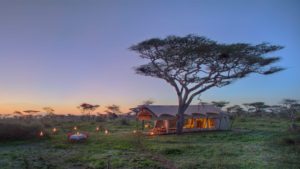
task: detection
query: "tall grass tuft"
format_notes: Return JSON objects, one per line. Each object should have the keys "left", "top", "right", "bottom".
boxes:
{"left": 0, "top": 120, "right": 48, "bottom": 141}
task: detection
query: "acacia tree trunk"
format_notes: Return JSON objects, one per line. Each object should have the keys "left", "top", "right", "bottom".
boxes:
{"left": 176, "top": 105, "right": 187, "bottom": 134}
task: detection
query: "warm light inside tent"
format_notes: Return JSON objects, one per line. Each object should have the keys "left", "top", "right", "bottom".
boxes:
{"left": 184, "top": 118, "right": 216, "bottom": 129}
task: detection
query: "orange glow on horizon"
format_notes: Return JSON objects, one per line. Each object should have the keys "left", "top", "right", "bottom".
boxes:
{"left": 0, "top": 103, "right": 134, "bottom": 115}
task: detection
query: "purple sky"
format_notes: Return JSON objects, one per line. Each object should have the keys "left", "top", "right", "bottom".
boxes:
{"left": 0, "top": 0, "right": 299, "bottom": 114}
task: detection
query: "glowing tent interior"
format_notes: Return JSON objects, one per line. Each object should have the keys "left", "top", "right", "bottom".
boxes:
{"left": 134, "top": 105, "right": 230, "bottom": 135}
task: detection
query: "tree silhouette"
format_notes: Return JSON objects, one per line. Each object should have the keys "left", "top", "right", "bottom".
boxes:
{"left": 142, "top": 99, "right": 155, "bottom": 105}
{"left": 211, "top": 101, "right": 229, "bottom": 109}
{"left": 43, "top": 107, "right": 55, "bottom": 116}
{"left": 130, "top": 35, "right": 284, "bottom": 134}
{"left": 13, "top": 111, "right": 23, "bottom": 116}
{"left": 226, "top": 105, "right": 244, "bottom": 129}
{"left": 281, "top": 99, "right": 299, "bottom": 129}
{"left": 105, "top": 104, "right": 121, "bottom": 119}
{"left": 77, "top": 103, "right": 100, "bottom": 116}
{"left": 105, "top": 104, "right": 122, "bottom": 114}
{"left": 246, "top": 102, "right": 269, "bottom": 116}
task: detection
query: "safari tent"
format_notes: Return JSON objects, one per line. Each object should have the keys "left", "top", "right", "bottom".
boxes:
{"left": 135, "top": 105, "right": 230, "bottom": 134}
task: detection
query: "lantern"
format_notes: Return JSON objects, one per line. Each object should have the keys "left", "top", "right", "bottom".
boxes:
{"left": 52, "top": 128, "right": 57, "bottom": 133}
{"left": 39, "top": 131, "right": 44, "bottom": 137}
{"left": 105, "top": 129, "right": 109, "bottom": 135}
{"left": 73, "top": 126, "right": 77, "bottom": 130}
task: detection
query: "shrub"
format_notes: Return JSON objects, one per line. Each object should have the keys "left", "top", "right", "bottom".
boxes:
{"left": 278, "top": 134, "right": 300, "bottom": 146}
{"left": 119, "top": 118, "right": 129, "bottom": 126}
{"left": 162, "top": 148, "right": 183, "bottom": 155}
{"left": 0, "top": 120, "right": 48, "bottom": 141}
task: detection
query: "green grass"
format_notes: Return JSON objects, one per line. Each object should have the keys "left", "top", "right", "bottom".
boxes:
{"left": 0, "top": 117, "right": 299, "bottom": 169}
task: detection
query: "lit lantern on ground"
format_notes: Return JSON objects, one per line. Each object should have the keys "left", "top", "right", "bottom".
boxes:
{"left": 96, "top": 127, "right": 100, "bottom": 131}
{"left": 52, "top": 128, "right": 57, "bottom": 133}
{"left": 39, "top": 131, "right": 44, "bottom": 137}
{"left": 105, "top": 129, "right": 109, "bottom": 135}
{"left": 144, "top": 124, "right": 150, "bottom": 128}
{"left": 73, "top": 126, "right": 77, "bottom": 130}
{"left": 133, "top": 130, "right": 137, "bottom": 134}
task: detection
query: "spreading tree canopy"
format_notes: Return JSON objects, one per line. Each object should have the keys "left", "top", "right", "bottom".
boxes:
{"left": 130, "top": 35, "right": 284, "bottom": 134}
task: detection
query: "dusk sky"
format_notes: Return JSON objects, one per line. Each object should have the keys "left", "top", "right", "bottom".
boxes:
{"left": 0, "top": 0, "right": 299, "bottom": 114}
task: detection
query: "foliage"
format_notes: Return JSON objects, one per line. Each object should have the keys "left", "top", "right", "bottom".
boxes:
{"left": 211, "top": 101, "right": 229, "bottom": 109}
{"left": 43, "top": 107, "right": 55, "bottom": 116}
{"left": 105, "top": 104, "right": 122, "bottom": 114}
{"left": 77, "top": 103, "right": 100, "bottom": 115}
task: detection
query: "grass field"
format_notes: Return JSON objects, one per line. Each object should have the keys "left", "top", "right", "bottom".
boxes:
{"left": 0, "top": 117, "right": 299, "bottom": 169}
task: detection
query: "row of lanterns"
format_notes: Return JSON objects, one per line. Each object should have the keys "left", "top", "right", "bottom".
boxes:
{"left": 39, "top": 126, "right": 111, "bottom": 137}
{"left": 38, "top": 126, "right": 154, "bottom": 138}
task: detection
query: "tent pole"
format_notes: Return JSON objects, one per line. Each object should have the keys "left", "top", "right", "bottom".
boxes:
{"left": 218, "top": 114, "right": 222, "bottom": 130}
{"left": 206, "top": 116, "right": 209, "bottom": 129}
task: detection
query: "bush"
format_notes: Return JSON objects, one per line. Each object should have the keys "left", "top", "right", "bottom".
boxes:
{"left": 119, "top": 118, "right": 129, "bottom": 126}
{"left": 278, "top": 134, "right": 300, "bottom": 146}
{"left": 0, "top": 120, "right": 48, "bottom": 141}
{"left": 162, "top": 148, "right": 183, "bottom": 155}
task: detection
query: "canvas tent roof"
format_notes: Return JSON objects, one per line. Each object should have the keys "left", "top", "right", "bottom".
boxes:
{"left": 136, "top": 105, "right": 225, "bottom": 120}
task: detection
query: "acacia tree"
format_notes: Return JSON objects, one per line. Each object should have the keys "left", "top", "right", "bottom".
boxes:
{"left": 130, "top": 35, "right": 284, "bottom": 134}
{"left": 105, "top": 104, "right": 122, "bottom": 114}
{"left": 77, "top": 103, "right": 100, "bottom": 116}
{"left": 43, "top": 107, "right": 55, "bottom": 117}
{"left": 105, "top": 104, "right": 121, "bottom": 119}
{"left": 226, "top": 105, "right": 244, "bottom": 129}
{"left": 281, "top": 99, "right": 300, "bottom": 128}
{"left": 142, "top": 99, "right": 155, "bottom": 105}
{"left": 211, "top": 101, "right": 229, "bottom": 110}
{"left": 246, "top": 102, "right": 269, "bottom": 116}
{"left": 13, "top": 111, "right": 23, "bottom": 118}
{"left": 23, "top": 110, "right": 40, "bottom": 118}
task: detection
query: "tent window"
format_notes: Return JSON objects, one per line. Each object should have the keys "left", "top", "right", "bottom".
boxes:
{"left": 184, "top": 118, "right": 194, "bottom": 128}
{"left": 194, "top": 118, "right": 216, "bottom": 128}
{"left": 207, "top": 119, "right": 215, "bottom": 128}
{"left": 195, "top": 118, "right": 206, "bottom": 128}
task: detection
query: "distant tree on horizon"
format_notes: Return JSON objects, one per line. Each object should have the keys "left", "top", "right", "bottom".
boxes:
{"left": 77, "top": 103, "right": 100, "bottom": 116}
{"left": 105, "top": 104, "right": 122, "bottom": 114}
{"left": 246, "top": 102, "right": 269, "bottom": 116}
{"left": 105, "top": 104, "right": 121, "bottom": 119}
{"left": 211, "top": 101, "right": 229, "bottom": 110}
{"left": 23, "top": 110, "right": 40, "bottom": 119}
{"left": 130, "top": 34, "right": 284, "bottom": 134}
{"left": 43, "top": 107, "right": 55, "bottom": 116}
{"left": 13, "top": 111, "right": 23, "bottom": 116}
{"left": 12, "top": 111, "right": 23, "bottom": 119}
{"left": 226, "top": 105, "right": 245, "bottom": 129}
{"left": 142, "top": 99, "right": 155, "bottom": 105}
{"left": 281, "top": 99, "right": 300, "bottom": 129}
